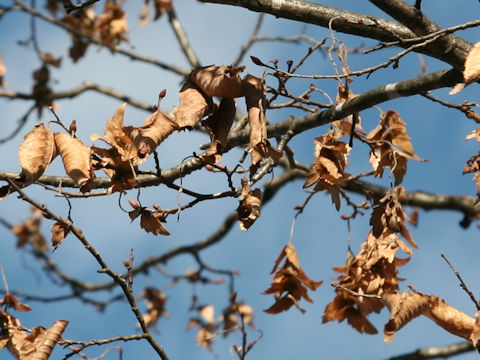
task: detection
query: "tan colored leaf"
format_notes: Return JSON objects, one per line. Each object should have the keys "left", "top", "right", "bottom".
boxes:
{"left": 0, "top": 54, "right": 6, "bottom": 87}
{"left": 51, "top": 221, "right": 70, "bottom": 249}
{"left": 141, "top": 288, "right": 169, "bottom": 328}
{"left": 264, "top": 244, "right": 322, "bottom": 314}
{"left": 450, "top": 41, "right": 480, "bottom": 94}
{"left": 95, "top": 3, "right": 129, "bottom": 50}
{"left": 6, "top": 318, "right": 68, "bottom": 360}
{"left": 54, "top": 133, "right": 95, "bottom": 192}
{"left": 16, "top": 124, "right": 57, "bottom": 189}
{"left": 131, "top": 109, "right": 178, "bottom": 161}
{"left": 172, "top": 80, "right": 214, "bottom": 129}
{"left": 0, "top": 294, "right": 31, "bottom": 312}
{"left": 129, "top": 208, "right": 169, "bottom": 236}
{"left": 243, "top": 74, "right": 282, "bottom": 171}
{"left": 11, "top": 208, "right": 48, "bottom": 251}
{"left": 382, "top": 291, "right": 430, "bottom": 343}
{"left": 103, "top": 103, "right": 138, "bottom": 162}
{"left": 190, "top": 65, "right": 245, "bottom": 98}
{"left": 236, "top": 179, "right": 262, "bottom": 230}
{"left": 202, "top": 98, "right": 236, "bottom": 163}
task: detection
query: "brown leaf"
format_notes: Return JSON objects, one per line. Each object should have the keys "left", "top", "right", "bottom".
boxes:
{"left": 141, "top": 288, "right": 169, "bottom": 328}
{"left": 40, "top": 52, "right": 62, "bottom": 68}
{"left": 202, "top": 98, "right": 236, "bottom": 163}
{"left": 95, "top": 3, "right": 129, "bottom": 50}
{"left": 450, "top": 41, "right": 480, "bottom": 94}
{"left": 131, "top": 109, "right": 178, "bottom": 161}
{"left": 4, "top": 316, "right": 68, "bottom": 360}
{"left": 0, "top": 54, "right": 6, "bottom": 88}
{"left": 243, "top": 74, "right": 282, "bottom": 171}
{"left": 236, "top": 179, "right": 262, "bottom": 230}
{"left": 172, "top": 80, "right": 214, "bottom": 129}
{"left": 0, "top": 294, "right": 31, "bottom": 313}
{"left": 129, "top": 207, "right": 169, "bottom": 236}
{"left": 54, "top": 133, "right": 95, "bottom": 193}
{"left": 15, "top": 124, "right": 57, "bottom": 190}
{"left": 61, "top": 8, "right": 95, "bottom": 62}
{"left": 190, "top": 65, "right": 245, "bottom": 98}
{"left": 103, "top": 103, "right": 138, "bottom": 163}
{"left": 51, "top": 221, "right": 70, "bottom": 249}
{"left": 264, "top": 244, "right": 322, "bottom": 314}
{"left": 11, "top": 208, "right": 48, "bottom": 251}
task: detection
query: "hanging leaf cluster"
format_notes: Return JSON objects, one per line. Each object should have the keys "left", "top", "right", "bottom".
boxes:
{"left": 263, "top": 244, "right": 323, "bottom": 314}
{"left": 323, "top": 187, "right": 415, "bottom": 334}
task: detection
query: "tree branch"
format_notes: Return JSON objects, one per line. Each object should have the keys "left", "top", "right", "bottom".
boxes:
{"left": 388, "top": 341, "right": 473, "bottom": 360}
{"left": 198, "top": 0, "right": 474, "bottom": 69}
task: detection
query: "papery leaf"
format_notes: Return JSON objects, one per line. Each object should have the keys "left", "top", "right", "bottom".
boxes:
{"left": 190, "top": 65, "right": 245, "bottom": 98}
{"left": 51, "top": 221, "right": 70, "bottom": 249}
{"left": 54, "top": 133, "right": 95, "bottom": 193}
{"left": 172, "top": 80, "right": 214, "bottom": 129}
{"left": 243, "top": 74, "right": 282, "bottom": 171}
{"left": 450, "top": 41, "right": 480, "bottom": 95}
{"left": 202, "top": 98, "right": 236, "bottom": 163}
{"left": 141, "top": 288, "right": 169, "bottom": 328}
{"left": 0, "top": 294, "right": 31, "bottom": 313}
{"left": 236, "top": 179, "right": 262, "bottom": 230}
{"left": 16, "top": 124, "right": 57, "bottom": 189}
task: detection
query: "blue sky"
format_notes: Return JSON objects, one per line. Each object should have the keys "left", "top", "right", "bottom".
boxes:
{"left": 1, "top": 1, "right": 480, "bottom": 359}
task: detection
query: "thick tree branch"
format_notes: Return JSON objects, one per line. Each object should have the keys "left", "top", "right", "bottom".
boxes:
{"left": 198, "top": 0, "right": 474, "bottom": 69}
{"left": 388, "top": 341, "right": 473, "bottom": 360}
{"left": 369, "top": 0, "right": 471, "bottom": 69}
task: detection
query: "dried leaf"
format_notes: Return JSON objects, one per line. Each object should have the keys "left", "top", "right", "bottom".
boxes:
{"left": 264, "top": 244, "right": 322, "bottom": 314}
{"left": 190, "top": 65, "right": 245, "bottom": 98}
{"left": 173, "top": 80, "right": 214, "bottom": 129}
{"left": 450, "top": 41, "right": 480, "bottom": 94}
{"left": 202, "top": 98, "right": 236, "bottom": 163}
{"left": 11, "top": 208, "right": 48, "bottom": 251}
{"left": 236, "top": 179, "right": 262, "bottom": 230}
{"left": 51, "top": 221, "right": 70, "bottom": 249}
{"left": 243, "top": 74, "right": 282, "bottom": 171}
{"left": 0, "top": 54, "right": 6, "bottom": 88}
{"left": 95, "top": 3, "right": 129, "bottom": 50}
{"left": 0, "top": 294, "right": 31, "bottom": 313}
{"left": 17, "top": 124, "right": 57, "bottom": 189}
{"left": 54, "top": 133, "right": 95, "bottom": 193}
{"left": 141, "top": 288, "right": 169, "bottom": 328}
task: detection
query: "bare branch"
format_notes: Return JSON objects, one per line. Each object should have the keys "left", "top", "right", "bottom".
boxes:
{"left": 387, "top": 341, "right": 473, "bottom": 360}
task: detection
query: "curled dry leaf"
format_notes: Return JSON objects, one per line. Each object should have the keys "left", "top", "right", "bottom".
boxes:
{"left": 0, "top": 54, "right": 6, "bottom": 87}
{"left": 236, "top": 178, "right": 262, "bottom": 230}
{"left": 141, "top": 288, "right": 169, "bottom": 328}
{"left": 1, "top": 124, "right": 57, "bottom": 199}
{"left": 0, "top": 294, "right": 31, "bottom": 313}
{"left": 61, "top": 7, "right": 96, "bottom": 62}
{"left": 187, "top": 304, "right": 218, "bottom": 350}
{"left": 132, "top": 109, "right": 178, "bottom": 160}
{"left": 303, "top": 131, "right": 351, "bottom": 210}
{"left": 368, "top": 110, "right": 425, "bottom": 185}
{"left": 51, "top": 221, "right": 70, "bottom": 250}
{"left": 243, "top": 74, "right": 282, "bottom": 171}
{"left": 0, "top": 308, "right": 68, "bottom": 360}
{"left": 382, "top": 290, "right": 477, "bottom": 345}
{"left": 190, "top": 65, "right": 245, "bottom": 99}
{"left": 95, "top": 3, "right": 129, "bottom": 50}
{"left": 11, "top": 208, "right": 49, "bottom": 251}
{"left": 450, "top": 41, "right": 480, "bottom": 95}
{"left": 202, "top": 98, "right": 236, "bottom": 163}
{"left": 54, "top": 133, "right": 95, "bottom": 193}
{"left": 264, "top": 244, "right": 322, "bottom": 314}
{"left": 221, "top": 294, "right": 254, "bottom": 335}
{"left": 172, "top": 80, "right": 214, "bottom": 129}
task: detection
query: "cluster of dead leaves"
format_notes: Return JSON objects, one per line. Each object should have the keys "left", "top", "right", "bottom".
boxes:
{"left": 464, "top": 128, "right": 480, "bottom": 198}
{"left": 173, "top": 65, "right": 282, "bottom": 170}
{"left": 0, "top": 293, "right": 68, "bottom": 360}
{"left": 187, "top": 293, "right": 254, "bottom": 351}
{"left": 303, "top": 130, "right": 351, "bottom": 210}
{"left": 323, "top": 187, "right": 416, "bottom": 334}
{"left": 263, "top": 244, "right": 322, "bottom": 314}
{"left": 367, "top": 110, "right": 424, "bottom": 186}
{"left": 58, "top": 2, "right": 128, "bottom": 62}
